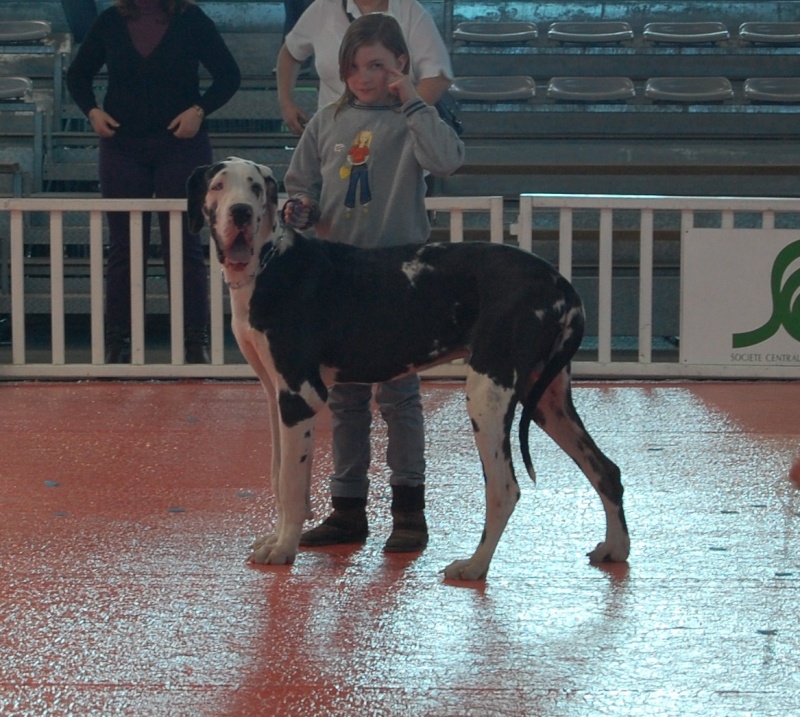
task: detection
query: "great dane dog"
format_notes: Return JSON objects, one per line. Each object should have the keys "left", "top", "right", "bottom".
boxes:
{"left": 187, "top": 157, "right": 629, "bottom": 580}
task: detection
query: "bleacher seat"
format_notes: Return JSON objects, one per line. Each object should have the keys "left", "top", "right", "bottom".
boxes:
{"left": 0, "top": 20, "right": 51, "bottom": 43}
{"left": 642, "top": 22, "right": 729, "bottom": 44}
{"left": 547, "top": 22, "right": 634, "bottom": 44}
{"left": 0, "top": 76, "right": 32, "bottom": 99}
{"left": 738, "top": 22, "right": 800, "bottom": 45}
{"left": 450, "top": 76, "right": 535, "bottom": 101}
{"left": 547, "top": 76, "right": 635, "bottom": 102}
{"left": 645, "top": 77, "right": 734, "bottom": 102}
{"left": 453, "top": 22, "right": 538, "bottom": 44}
{"left": 743, "top": 77, "right": 800, "bottom": 103}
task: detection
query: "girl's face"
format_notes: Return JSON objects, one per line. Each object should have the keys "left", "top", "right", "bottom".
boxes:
{"left": 345, "top": 42, "right": 408, "bottom": 105}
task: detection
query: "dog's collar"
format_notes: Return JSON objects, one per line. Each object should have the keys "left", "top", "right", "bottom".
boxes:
{"left": 223, "top": 235, "right": 284, "bottom": 290}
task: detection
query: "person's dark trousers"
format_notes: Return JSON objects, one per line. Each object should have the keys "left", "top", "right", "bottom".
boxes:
{"left": 60, "top": 0, "right": 98, "bottom": 43}
{"left": 282, "top": 0, "right": 315, "bottom": 37}
{"left": 99, "top": 132, "right": 212, "bottom": 345}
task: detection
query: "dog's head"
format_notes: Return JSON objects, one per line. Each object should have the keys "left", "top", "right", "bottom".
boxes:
{"left": 187, "top": 156, "right": 279, "bottom": 270}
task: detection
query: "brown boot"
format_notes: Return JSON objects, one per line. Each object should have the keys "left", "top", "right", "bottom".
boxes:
{"left": 299, "top": 497, "right": 368, "bottom": 546}
{"left": 384, "top": 485, "right": 428, "bottom": 553}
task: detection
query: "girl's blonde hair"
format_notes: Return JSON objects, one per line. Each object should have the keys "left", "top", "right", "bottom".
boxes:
{"left": 115, "top": 0, "right": 193, "bottom": 18}
{"left": 336, "top": 13, "right": 410, "bottom": 111}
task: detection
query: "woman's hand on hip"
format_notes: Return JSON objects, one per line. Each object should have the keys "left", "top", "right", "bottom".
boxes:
{"left": 88, "top": 108, "right": 120, "bottom": 138}
{"left": 168, "top": 107, "right": 203, "bottom": 139}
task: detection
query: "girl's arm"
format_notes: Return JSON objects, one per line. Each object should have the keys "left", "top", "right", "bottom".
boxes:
{"left": 404, "top": 101, "right": 465, "bottom": 177}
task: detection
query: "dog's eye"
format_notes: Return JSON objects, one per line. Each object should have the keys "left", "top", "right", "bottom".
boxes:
{"left": 210, "top": 181, "right": 224, "bottom": 191}
{"left": 251, "top": 184, "right": 263, "bottom": 197}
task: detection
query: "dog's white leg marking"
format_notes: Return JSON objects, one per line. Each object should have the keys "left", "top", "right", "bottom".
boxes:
{"left": 535, "top": 369, "right": 630, "bottom": 563}
{"left": 444, "top": 368, "right": 519, "bottom": 581}
{"left": 231, "top": 328, "right": 285, "bottom": 550}
{"left": 249, "top": 378, "right": 323, "bottom": 565}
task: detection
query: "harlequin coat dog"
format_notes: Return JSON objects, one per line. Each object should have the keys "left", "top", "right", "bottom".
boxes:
{"left": 187, "top": 157, "right": 629, "bottom": 580}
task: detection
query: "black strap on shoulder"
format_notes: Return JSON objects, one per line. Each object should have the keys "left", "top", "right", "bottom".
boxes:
{"left": 342, "top": 0, "right": 356, "bottom": 23}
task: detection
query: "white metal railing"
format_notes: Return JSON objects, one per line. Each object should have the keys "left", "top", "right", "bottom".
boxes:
{"left": 0, "top": 195, "right": 504, "bottom": 379}
{"left": 514, "top": 193, "right": 800, "bottom": 379}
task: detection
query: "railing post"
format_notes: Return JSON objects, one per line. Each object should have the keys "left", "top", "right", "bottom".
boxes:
{"left": 50, "top": 211, "right": 65, "bottom": 364}
{"left": 168, "top": 210, "right": 184, "bottom": 365}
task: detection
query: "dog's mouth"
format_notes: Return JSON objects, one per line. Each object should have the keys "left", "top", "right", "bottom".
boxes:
{"left": 223, "top": 231, "right": 253, "bottom": 270}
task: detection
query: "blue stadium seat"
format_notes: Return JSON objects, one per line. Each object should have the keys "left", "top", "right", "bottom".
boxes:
{"left": 744, "top": 77, "right": 800, "bottom": 103}
{"left": 643, "top": 22, "right": 729, "bottom": 44}
{"left": 738, "top": 22, "right": 800, "bottom": 45}
{"left": 0, "top": 76, "right": 32, "bottom": 99}
{"left": 645, "top": 77, "right": 734, "bottom": 102}
{"left": 547, "top": 22, "right": 634, "bottom": 44}
{"left": 450, "top": 76, "right": 535, "bottom": 101}
{"left": 547, "top": 76, "right": 635, "bottom": 102}
{"left": 453, "top": 22, "right": 538, "bottom": 44}
{"left": 0, "top": 20, "right": 51, "bottom": 43}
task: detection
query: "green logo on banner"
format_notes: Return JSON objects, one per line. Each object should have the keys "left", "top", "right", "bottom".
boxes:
{"left": 732, "top": 238, "right": 800, "bottom": 348}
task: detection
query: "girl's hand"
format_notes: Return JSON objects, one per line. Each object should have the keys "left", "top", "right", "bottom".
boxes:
{"left": 282, "top": 195, "right": 320, "bottom": 230}
{"left": 87, "top": 108, "right": 120, "bottom": 138}
{"left": 168, "top": 106, "right": 203, "bottom": 139}
{"left": 387, "top": 68, "right": 418, "bottom": 105}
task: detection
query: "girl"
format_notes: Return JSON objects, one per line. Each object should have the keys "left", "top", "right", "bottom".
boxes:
{"left": 282, "top": 12, "right": 464, "bottom": 552}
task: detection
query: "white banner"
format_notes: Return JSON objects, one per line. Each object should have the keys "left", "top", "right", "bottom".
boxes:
{"left": 681, "top": 229, "right": 800, "bottom": 367}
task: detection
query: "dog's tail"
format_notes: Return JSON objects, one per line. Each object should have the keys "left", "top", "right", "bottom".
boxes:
{"left": 518, "top": 293, "right": 585, "bottom": 483}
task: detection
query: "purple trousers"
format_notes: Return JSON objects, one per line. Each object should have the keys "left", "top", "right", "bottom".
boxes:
{"left": 98, "top": 131, "right": 212, "bottom": 333}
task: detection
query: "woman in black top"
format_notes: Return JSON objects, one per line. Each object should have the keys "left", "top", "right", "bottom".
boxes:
{"left": 67, "top": 0, "right": 241, "bottom": 363}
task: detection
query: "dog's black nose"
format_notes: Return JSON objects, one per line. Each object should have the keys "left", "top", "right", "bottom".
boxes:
{"left": 230, "top": 203, "right": 253, "bottom": 227}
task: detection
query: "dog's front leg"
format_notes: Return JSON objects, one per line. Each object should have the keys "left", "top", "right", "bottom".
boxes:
{"left": 236, "top": 329, "right": 285, "bottom": 547}
{"left": 249, "top": 382, "right": 321, "bottom": 565}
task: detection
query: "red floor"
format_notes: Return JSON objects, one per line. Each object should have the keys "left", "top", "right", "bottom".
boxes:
{"left": 1, "top": 380, "right": 798, "bottom": 716}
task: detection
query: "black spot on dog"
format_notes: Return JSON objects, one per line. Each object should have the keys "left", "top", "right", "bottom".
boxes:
{"left": 278, "top": 390, "right": 316, "bottom": 427}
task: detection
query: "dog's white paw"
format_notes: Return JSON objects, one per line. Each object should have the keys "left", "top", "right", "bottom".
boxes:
{"left": 248, "top": 540, "right": 297, "bottom": 565}
{"left": 251, "top": 533, "right": 278, "bottom": 552}
{"left": 587, "top": 537, "right": 630, "bottom": 564}
{"left": 442, "top": 558, "right": 489, "bottom": 581}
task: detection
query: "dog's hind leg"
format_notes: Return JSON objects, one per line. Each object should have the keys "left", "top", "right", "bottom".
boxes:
{"left": 443, "top": 369, "right": 520, "bottom": 581}
{"left": 533, "top": 368, "right": 629, "bottom": 563}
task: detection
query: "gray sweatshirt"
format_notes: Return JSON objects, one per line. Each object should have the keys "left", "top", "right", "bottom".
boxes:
{"left": 283, "top": 98, "right": 465, "bottom": 247}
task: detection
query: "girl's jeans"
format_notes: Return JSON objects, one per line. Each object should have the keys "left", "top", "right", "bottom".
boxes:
{"left": 327, "top": 373, "right": 426, "bottom": 499}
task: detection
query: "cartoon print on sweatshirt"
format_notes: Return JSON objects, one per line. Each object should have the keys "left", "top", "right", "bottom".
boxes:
{"left": 341, "top": 129, "right": 373, "bottom": 216}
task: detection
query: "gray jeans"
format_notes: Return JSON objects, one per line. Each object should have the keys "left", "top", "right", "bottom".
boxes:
{"left": 328, "top": 373, "right": 426, "bottom": 499}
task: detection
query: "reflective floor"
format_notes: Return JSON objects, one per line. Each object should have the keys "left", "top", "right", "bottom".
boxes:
{"left": 1, "top": 380, "right": 798, "bottom": 717}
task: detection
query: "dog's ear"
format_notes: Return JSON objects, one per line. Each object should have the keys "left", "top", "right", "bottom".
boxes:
{"left": 253, "top": 162, "right": 280, "bottom": 228}
{"left": 186, "top": 164, "right": 211, "bottom": 234}
{"left": 266, "top": 175, "right": 279, "bottom": 209}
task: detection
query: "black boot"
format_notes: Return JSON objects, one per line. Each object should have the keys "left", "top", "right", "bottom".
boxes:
{"left": 384, "top": 485, "right": 428, "bottom": 553}
{"left": 299, "top": 497, "right": 369, "bottom": 546}
{"left": 105, "top": 328, "right": 131, "bottom": 364}
{"left": 184, "top": 327, "right": 210, "bottom": 364}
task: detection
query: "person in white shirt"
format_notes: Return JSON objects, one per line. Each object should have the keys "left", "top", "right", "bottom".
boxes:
{"left": 276, "top": 0, "right": 452, "bottom": 135}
